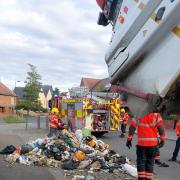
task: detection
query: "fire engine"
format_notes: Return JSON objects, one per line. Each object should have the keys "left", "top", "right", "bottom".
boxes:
{"left": 53, "top": 96, "right": 122, "bottom": 136}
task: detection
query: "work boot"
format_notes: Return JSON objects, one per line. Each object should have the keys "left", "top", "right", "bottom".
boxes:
{"left": 159, "top": 162, "right": 169, "bottom": 167}
{"left": 155, "top": 160, "right": 162, "bottom": 165}
{"left": 168, "top": 157, "right": 177, "bottom": 162}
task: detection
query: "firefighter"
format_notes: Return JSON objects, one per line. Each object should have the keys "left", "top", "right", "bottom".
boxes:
{"left": 47, "top": 108, "right": 59, "bottom": 137}
{"left": 120, "top": 108, "right": 129, "bottom": 138}
{"left": 169, "top": 119, "right": 180, "bottom": 162}
{"left": 126, "top": 112, "right": 166, "bottom": 180}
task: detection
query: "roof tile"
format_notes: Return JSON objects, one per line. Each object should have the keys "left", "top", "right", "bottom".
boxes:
{"left": 0, "top": 82, "right": 16, "bottom": 96}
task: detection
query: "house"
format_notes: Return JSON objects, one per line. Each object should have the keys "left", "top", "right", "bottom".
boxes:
{"left": 42, "top": 85, "right": 53, "bottom": 109}
{"left": 14, "top": 85, "right": 53, "bottom": 109}
{"left": 14, "top": 87, "right": 24, "bottom": 100}
{"left": 80, "top": 77, "right": 101, "bottom": 91}
{"left": 80, "top": 77, "right": 117, "bottom": 92}
{"left": 0, "top": 82, "right": 16, "bottom": 114}
{"left": 38, "top": 87, "right": 47, "bottom": 109}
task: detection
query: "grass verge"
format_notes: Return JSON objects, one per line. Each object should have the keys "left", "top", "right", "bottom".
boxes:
{"left": 3, "top": 115, "right": 25, "bottom": 123}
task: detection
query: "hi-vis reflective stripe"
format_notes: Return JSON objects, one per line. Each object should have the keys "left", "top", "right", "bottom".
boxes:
{"left": 145, "top": 172, "right": 153, "bottom": 179}
{"left": 137, "top": 122, "right": 156, "bottom": 127}
{"left": 154, "top": 156, "right": 160, "bottom": 160}
{"left": 138, "top": 138, "right": 157, "bottom": 141}
{"left": 138, "top": 171, "right": 146, "bottom": 178}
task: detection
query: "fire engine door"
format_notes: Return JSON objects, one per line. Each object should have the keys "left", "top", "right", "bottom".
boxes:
{"left": 67, "top": 103, "right": 75, "bottom": 131}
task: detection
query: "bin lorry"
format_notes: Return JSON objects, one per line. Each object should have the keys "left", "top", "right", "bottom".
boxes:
{"left": 96, "top": 0, "right": 180, "bottom": 117}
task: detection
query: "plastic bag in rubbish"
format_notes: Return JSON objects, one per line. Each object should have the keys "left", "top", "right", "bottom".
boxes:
{"left": 75, "top": 129, "right": 83, "bottom": 142}
{"left": 123, "top": 163, "right": 137, "bottom": 177}
{"left": 32, "top": 147, "right": 39, "bottom": 153}
{"left": 73, "top": 150, "right": 86, "bottom": 161}
{"left": 20, "top": 144, "right": 33, "bottom": 154}
{"left": 19, "top": 155, "right": 32, "bottom": 166}
{"left": 4, "top": 154, "right": 20, "bottom": 163}
{"left": 62, "top": 159, "right": 80, "bottom": 170}
{"left": 78, "top": 159, "right": 92, "bottom": 169}
{"left": 0, "top": 145, "right": 16, "bottom": 155}
{"left": 82, "top": 129, "right": 91, "bottom": 138}
{"left": 34, "top": 138, "right": 44, "bottom": 147}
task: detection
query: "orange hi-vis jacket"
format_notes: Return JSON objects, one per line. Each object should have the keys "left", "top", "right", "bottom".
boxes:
{"left": 121, "top": 113, "right": 129, "bottom": 125}
{"left": 50, "top": 114, "right": 59, "bottom": 129}
{"left": 176, "top": 120, "right": 180, "bottom": 136}
{"left": 128, "top": 113, "right": 166, "bottom": 146}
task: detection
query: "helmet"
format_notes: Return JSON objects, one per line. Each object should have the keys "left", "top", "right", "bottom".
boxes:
{"left": 51, "top": 108, "right": 58, "bottom": 113}
{"left": 120, "top": 108, "right": 125, "bottom": 113}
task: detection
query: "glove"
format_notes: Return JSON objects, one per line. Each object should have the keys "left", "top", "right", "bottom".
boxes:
{"left": 158, "top": 141, "right": 165, "bottom": 148}
{"left": 126, "top": 140, "right": 132, "bottom": 149}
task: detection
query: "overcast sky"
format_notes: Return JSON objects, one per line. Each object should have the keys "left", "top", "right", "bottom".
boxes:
{"left": 0, "top": 0, "right": 112, "bottom": 91}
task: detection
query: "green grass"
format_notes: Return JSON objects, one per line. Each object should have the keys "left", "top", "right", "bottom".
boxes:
{"left": 3, "top": 115, "right": 25, "bottom": 124}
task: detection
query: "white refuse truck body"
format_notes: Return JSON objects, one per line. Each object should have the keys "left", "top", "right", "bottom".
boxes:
{"left": 97, "top": 0, "right": 180, "bottom": 116}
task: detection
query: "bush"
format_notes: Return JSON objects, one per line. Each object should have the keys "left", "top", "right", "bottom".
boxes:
{"left": 3, "top": 115, "right": 25, "bottom": 123}
{"left": 162, "top": 114, "right": 178, "bottom": 121}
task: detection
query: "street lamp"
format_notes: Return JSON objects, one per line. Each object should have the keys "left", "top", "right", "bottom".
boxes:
{"left": 14, "top": 80, "right": 21, "bottom": 89}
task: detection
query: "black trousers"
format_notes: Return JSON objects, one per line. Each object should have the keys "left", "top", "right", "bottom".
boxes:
{"left": 154, "top": 146, "right": 160, "bottom": 160}
{"left": 173, "top": 137, "right": 180, "bottom": 159}
{"left": 136, "top": 145, "right": 156, "bottom": 180}
{"left": 121, "top": 123, "right": 127, "bottom": 134}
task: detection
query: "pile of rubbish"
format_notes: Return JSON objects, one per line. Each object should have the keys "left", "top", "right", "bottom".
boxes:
{"left": 0, "top": 129, "right": 137, "bottom": 179}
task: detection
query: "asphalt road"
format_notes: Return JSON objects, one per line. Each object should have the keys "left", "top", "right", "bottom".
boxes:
{"left": 101, "top": 133, "right": 180, "bottom": 180}
{"left": 0, "top": 134, "right": 57, "bottom": 180}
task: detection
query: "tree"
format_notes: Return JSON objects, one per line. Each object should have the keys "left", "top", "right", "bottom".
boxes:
{"left": 23, "top": 64, "right": 42, "bottom": 111}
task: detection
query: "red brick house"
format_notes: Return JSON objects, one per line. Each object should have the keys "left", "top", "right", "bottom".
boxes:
{"left": 0, "top": 82, "right": 16, "bottom": 114}
{"left": 80, "top": 77, "right": 101, "bottom": 90}
{"left": 80, "top": 77, "right": 118, "bottom": 92}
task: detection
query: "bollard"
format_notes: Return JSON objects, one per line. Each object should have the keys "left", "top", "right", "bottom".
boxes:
{"left": 46, "top": 115, "right": 49, "bottom": 130}
{"left": 25, "top": 116, "right": 28, "bottom": 130}
{"left": 37, "top": 115, "right": 40, "bottom": 129}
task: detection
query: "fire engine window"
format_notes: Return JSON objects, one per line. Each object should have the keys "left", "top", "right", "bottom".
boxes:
{"left": 93, "top": 113, "right": 107, "bottom": 131}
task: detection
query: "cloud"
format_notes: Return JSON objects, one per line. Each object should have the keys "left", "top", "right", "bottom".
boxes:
{"left": 0, "top": 0, "right": 112, "bottom": 91}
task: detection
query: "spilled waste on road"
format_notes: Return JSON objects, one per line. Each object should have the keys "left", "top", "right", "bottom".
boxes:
{"left": 0, "top": 129, "right": 137, "bottom": 180}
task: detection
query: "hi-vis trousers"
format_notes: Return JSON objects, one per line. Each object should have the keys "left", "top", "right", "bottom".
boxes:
{"left": 136, "top": 145, "right": 156, "bottom": 180}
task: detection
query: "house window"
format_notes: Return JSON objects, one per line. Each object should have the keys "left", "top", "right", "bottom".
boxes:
{"left": 0, "top": 106, "right": 5, "bottom": 113}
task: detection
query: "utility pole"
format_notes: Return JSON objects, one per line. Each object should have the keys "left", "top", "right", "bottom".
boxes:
{"left": 14, "top": 80, "right": 21, "bottom": 89}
